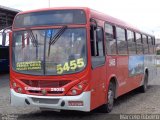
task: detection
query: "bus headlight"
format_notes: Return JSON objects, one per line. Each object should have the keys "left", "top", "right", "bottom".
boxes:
{"left": 71, "top": 89, "right": 77, "bottom": 95}
{"left": 18, "top": 87, "right": 22, "bottom": 93}
{"left": 13, "top": 82, "right": 17, "bottom": 88}
{"left": 78, "top": 84, "right": 83, "bottom": 90}
{"left": 11, "top": 81, "right": 24, "bottom": 94}
{"left": 66, "top": 80, "right": 88, "bottom": 96}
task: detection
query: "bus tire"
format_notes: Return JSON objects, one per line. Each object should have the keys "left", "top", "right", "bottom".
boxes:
{"left": 139, "top": 73, "right": 148, "bottom": 93}
{"left": 100, "top": 81, "right": 115, "bottom": 113}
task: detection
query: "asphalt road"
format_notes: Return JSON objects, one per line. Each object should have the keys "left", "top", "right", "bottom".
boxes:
{"left": 0, "top": 69, "right": 160, "bottom": 120}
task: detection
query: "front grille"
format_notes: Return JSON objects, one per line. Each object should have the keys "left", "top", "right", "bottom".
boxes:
{"left": 47, "top": 91, "right": 63, "bottom": 94}
{"left": 21, "top": 79, "right": 71, "bottom": 88}
{"left": 28, "top": 90, "right": 41, "bottom": 94}
{"left": 31, "top": 98, "right": 59, "bottom": 104}
{"left": 28, "top": 90, "right": 63, "bottom": 95}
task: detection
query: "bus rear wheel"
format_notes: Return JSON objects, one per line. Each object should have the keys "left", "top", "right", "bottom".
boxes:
{"left": 100, "top": 81, "right": 115, "bottom": 113}
{"left": 139, "top": 73, "right": 148, "bottom": 93}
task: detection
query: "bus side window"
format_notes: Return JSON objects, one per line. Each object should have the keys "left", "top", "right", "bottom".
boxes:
{"left": 105, "top": 23, "right": 116, "bottom": 55}
{"left": 142, "top": 35, "right": 148, "bottom": 54}
{"left": 127, "top": 30, "right": 136, "bottom": 54}
{"left": 96, "top": 27, "right": 105, "bottom": 56}
{"left": 116, "top": 27, "right": 127, "bottom": 54}
{"left": 136, "top": 33, "right": 143, "bottom": 54}
{"left": 152, "top": 37, "right": 155, "bottom": 53}
{"left": 148, "top": 36, "right": 153, "bottom": 54}
{"left": 90, "top": 25, "right": 95, "bottom": 56}
{"left": 90, "top": 25, "right": 105, "bottom": 68}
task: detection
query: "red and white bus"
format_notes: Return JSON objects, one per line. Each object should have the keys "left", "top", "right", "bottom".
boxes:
{"left": 9, "top": 7, "right": 156, "bottom": 112}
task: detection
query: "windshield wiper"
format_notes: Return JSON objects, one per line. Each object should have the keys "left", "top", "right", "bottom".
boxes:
{"left": 27, "top": 30, "right": 38, "bottom": 47}
{"left": 27, "top": 29, "right": 39, "bottom": 59}
{"left": 48, "top": 25, "right": 68, "bottom": 57}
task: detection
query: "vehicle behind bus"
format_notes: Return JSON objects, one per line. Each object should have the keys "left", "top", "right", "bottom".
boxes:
{"left": 0, "top": 31, "right": 9, "bottom": 73}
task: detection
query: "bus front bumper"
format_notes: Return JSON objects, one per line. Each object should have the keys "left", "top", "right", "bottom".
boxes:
{"left": 10, "top": 89, "right": 91, "bottom": 112}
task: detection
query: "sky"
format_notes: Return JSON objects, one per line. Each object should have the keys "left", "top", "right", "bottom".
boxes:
{"left": 1, "top": 0, "right": 160, "bottom": 38}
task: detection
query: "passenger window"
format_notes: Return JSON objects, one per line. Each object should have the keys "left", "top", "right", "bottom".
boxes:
{"left": 90, "top": 25, "right": 105, "bottom": 68}
{"left": 148, "top": 36, "right": 152, "bottom": 54}
{"left": 105, "top": 23, "right": 117, "bottom": 55}
{"left": 136, "top": 33, "right": 143, "bottom": 54}
{"left": 127, "top": 30, "right": 136, "bottom": 54}
{"left": 151, "top": 37, "right": 155, "bottom": 53}
{"left": 90, "top": 25, "right": 95, "bottom": 56}
{"left": 96, "top": 27, "right": 104, "bottom": 56}
{"left": 142, "top": 35, "right": 148, "bottom": 54}
{"left": 116, "top": 27, "right": 127, "bottom": 54}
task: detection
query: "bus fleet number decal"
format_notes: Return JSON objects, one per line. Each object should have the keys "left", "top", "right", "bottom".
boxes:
{"left": 57, "top": 58, "right": 85, "bottom": 74}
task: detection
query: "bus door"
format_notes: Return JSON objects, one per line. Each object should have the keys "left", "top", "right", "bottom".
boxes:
{"left": 90, "top": 22, "right": 106, "bottom": 109}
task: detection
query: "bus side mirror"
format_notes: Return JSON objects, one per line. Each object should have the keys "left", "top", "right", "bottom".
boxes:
{"left": 2, "top": 32, "right": 6, "bottom": 46}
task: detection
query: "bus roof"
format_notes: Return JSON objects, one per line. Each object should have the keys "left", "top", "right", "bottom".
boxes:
{"left": 17, "top": 7, "right": 89, "bottom": 15}
{"left": 16, "top": 7, "right": 154, "bottom": 37}
{"left": 90, "top": 9, "right": 154, "bottom": 37}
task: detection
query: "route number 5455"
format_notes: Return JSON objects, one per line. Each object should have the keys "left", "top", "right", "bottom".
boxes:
{"left": 57, "top": 58, "right": 85, "bottom": 74}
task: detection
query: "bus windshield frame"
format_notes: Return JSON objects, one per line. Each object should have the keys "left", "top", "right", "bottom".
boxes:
{"left": 12, "top": 27, "right": 87, "bottom": 76}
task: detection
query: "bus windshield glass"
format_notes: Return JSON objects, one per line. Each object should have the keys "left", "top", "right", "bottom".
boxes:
{"left": 14, "top": 10, "right": 86, "bottom": 28}
{"left": 12, "top": 28, "right": 87, "bottom": 75}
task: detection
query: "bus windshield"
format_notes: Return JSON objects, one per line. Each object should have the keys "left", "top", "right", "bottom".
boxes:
{"left": 12, "top": 28, "right": 87, "bottom": 75}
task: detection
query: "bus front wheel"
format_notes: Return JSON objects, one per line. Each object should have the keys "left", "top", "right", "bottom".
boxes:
{"left": 100, "top": 81, "right": 115, "bottom": 113}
